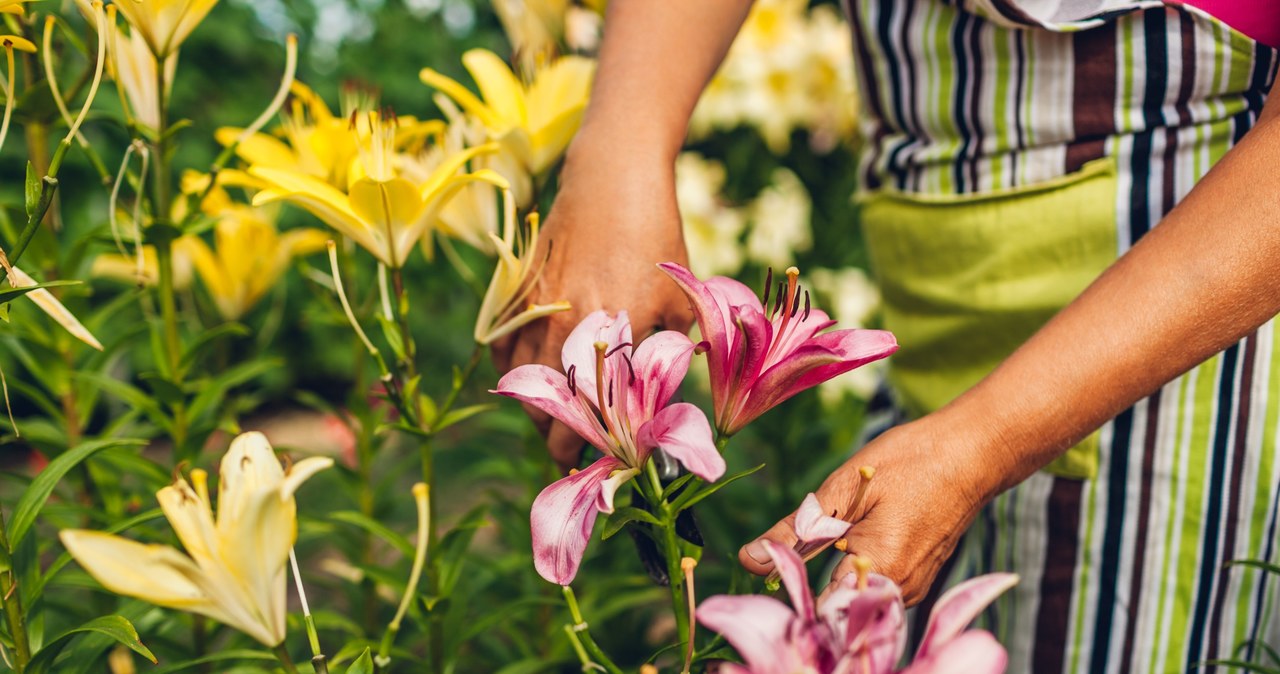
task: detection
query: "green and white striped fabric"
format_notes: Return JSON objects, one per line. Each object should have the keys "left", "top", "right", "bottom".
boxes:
{"left": 844, "top": 0, "right": 1278, "bottom": 671}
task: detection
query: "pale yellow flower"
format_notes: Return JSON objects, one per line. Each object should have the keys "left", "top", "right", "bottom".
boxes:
{"left": 473, "top": 190, "right": 570, "bottom": 345}
{"left": 251, "top": 112, "right": 503, "bottom": 268}
{"left": 74, "top": 0, "right": 174, "bottom": 132}
{"left": 420, "top": 49, "right": 595, "bottom": 177}
{"left": 676, "top": 152, "right": 747, "bottom": 278}
{"left": 110, "top": 0, "right": 220, "bottom": 59}
{"left": 184, "top": 203, "right": 327, "bottom": 321}
{"left": 745, "top": 167, "right": 812, "bottom": 269}
{"left": 60, "top": 432, "right": 333, "bottom": 647}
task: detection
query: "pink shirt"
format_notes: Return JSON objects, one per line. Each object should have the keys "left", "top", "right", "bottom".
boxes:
{"left": 1175, "top": 0, "right": 1280, "bottom": 48}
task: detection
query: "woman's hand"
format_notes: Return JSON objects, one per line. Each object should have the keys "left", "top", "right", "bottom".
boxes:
{"left": 738, "top": 418, "right": 996, "bottom": 604}
{"left": 492, "top": 138, "right": 693, "bottom": 472}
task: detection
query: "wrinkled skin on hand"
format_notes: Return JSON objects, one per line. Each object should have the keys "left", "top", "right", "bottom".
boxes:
{"left": 492, "top": 146, "right": 694, "bottom": 472}
{"left": 739, "top": 420, "right": 994, "bottom": 605}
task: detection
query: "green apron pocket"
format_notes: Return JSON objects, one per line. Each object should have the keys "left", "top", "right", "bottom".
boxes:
{"left": 859, "top": 158, "right": 1117, "bottom": 480}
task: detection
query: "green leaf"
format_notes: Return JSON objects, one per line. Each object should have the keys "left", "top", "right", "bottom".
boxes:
{"left": 674, "top": 464, "right": 765, "bottom": 512}
{"left": 376, "top": 314, "right": 407, "bottom": 362}
{"left": 74, "top": 372, "right": 171, "bottom": 432}
{"left": 1227, "top": 559, "right": 1280, "bottom": 576}
{"left": 24, "top": 161, "right": 40, "bottom": 219}
{"left": 437, "top": 505, "right": 491, "bottom": 599}
{"left": 600, "top": 506, "right": 662, "bottom": 541}
{"left": 432, "top": 403, "right": 496, "bottom": 433}
{"left": 345, "top": 648, "right": 374, "bottom": 674}
{"left": 329, "top": 511, "right": 415, "bottom": 558}
{"left": 9, "top": 437, "right": 146, "bottom": 548}
{"left": 179, "top": 322, "right": 250, "bottom": 369}
{"left": 148, "top": 649, "right": 276, "bottom": 674}
{"left": 140, "top": 372, "right": 185, "bottom": 405}
{"left": 0, "top": 280, "right": 81, "bottom": 304}
{"left": 661, "top": 473, "right": 697, "bottom": 501}
{"left": 26, "top": 615, "right": 157, "bottom": 674}
{"left": 187, "top": 358, "right": 281, "bottom": 420}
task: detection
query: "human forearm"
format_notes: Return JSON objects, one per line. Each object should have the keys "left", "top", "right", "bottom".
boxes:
{"left": 938, "top": 92, "right": 1280, "bottom": 498}
{"left": 571, "top": 0, "right": 753, "bottom": 164}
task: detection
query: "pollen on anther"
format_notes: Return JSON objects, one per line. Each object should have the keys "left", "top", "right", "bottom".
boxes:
{"left": 569, "top": 468, "right": 580, "bottom": 475}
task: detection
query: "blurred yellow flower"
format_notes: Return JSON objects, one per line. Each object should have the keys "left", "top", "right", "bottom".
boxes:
{"left": 676, "top": 152, "right": 747, "bottom": 278}
{"left": 251, "top": 112, "right": 503, "bottom": 268}
{"left": 473, "top": 190, "right": 569, "bottom": 345}
{"left": 75, "top": 1, "right": 173, "bottom": 132}
{"left": 60, "top": 432, "right": 333, "bottom": 647}
{"left": 185, "top": 203, "right": 327, "bottom": 321}
{"left": 217, "top": 83, "right": 360, "bottom": 190}
{"left": 110, "top": 0, "right": 219, "bottom": 59}
{"left": 420, "top": 49, "right": 595, "bottom": 178}
{"left": 0, "top": 0, "right": 34, "bottom": 15}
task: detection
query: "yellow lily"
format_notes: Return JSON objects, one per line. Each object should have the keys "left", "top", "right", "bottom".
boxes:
{"left": 250, "top": 111, "right": 505, "bottom": 268}
{"left": 60, "top": 432, "right": 333, "bottom": 647}
{"left": 185, "top": 202, "right": 327, "bottom": 320}
{"left": 473, "top": 190, "right": 570, "bottom": 345}
{"left": 217, "top": 83, "right": 359, "bottom": 190}
{"left": 0, "top": 0, "right": 34, "bottom": 15}
{"left": 109, "top": 0, "right": 219, "bottom": 59}
{"left": 420, "top": 49, "right": 595, "bottom": 177}
{"left": 74, "top": 1, "right": 174, "bottom": 132}
{"left": 401, "top": 117, "right": 502, "bottom": 256}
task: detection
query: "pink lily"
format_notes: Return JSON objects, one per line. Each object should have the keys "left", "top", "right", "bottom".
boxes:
{"left": 697, "top": 539, "right": 1015, "bottom": 674}
{"left": 493, "top": 310, "right": 724, "bottom": 585}
{"left": 658, "top": 263, "right": 898, "bottom": 436}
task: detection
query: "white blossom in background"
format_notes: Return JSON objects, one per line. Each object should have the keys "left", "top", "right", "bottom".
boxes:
{"left": 690, "top": 0, "right": 858, "bottom": 154}
{"left": 808, "top": 266, "right": 885, "bottom": 404}
{"left": 676, "top": 152, "right": 748, "bottom": 278}
{"left": 745, "top": 167, "right": 812, "bottom": 269}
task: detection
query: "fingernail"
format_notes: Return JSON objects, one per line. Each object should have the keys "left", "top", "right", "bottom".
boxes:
{"left": 744, "top": 540, "right": 773, "bottom": 566}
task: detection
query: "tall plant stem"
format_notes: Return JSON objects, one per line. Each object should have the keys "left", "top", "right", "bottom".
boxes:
{"left": 646, "top": 462, "right": 690, "bottom": 645}
{"left": 150, "top": 62, "right": 187, "bottom": 457}
{"left": 272, "top": 645, "right": 301, "bottom": 674}
{"left": 0, "top": 509, "right": 31, "bottom": 672}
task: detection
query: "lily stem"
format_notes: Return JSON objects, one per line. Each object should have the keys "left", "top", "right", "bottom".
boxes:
{"left": 272, "top": 644, "right": 301, "bottom": 674}
{"left": 645, "top": 462, "right": 691, "bottom": 649}
{"left": 561, "top": 587, "right": 623, "bottom": 674}
{"left": 0, "top": 509, "right": 30, "bottom": 673}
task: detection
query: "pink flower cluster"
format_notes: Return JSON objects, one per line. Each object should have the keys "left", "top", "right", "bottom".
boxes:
{"left": 698, "top": 539, "right": 1016, "bottom": 674}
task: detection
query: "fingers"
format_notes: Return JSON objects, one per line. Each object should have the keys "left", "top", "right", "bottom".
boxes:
{"left": 547, "top": 420, "right": 586, "bottom": 474}
{"left": 737, "top": 512, "right": 799, "bottom": 575}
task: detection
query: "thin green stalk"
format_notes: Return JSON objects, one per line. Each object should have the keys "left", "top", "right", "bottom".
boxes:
{"left": 643, "top": 461, "right": 690, "bottom": 646}
{"left": 562, "top": 587, "right": 623, "bottom": 674}
{"left": 0, "top": 509, "right": 30, "bottom": 673}
{"left": 272, "top": 645, "right": 301, "bottom": 674}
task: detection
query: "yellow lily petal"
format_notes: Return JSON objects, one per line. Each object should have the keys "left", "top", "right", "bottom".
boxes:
{"left": 281, "top": 456, "right": 335, "bottom": 500}
{"left": 528, "top": 106, "right": 586, "bottom": 174}
{"left": 249, "top": 168, "right": 382, "bottom": 258}
{"left": 216, "top": 431, "right": 285, "bottom": 525}
{"left": 289, "top": 81, "right": 333, "bottom": 123}
{"left": 419, "top": 67, "right": 503, "bottom": 129}
{"left": 156, "top": 477, "right": 218, "bottom": 565}
{"left": 1, "top": 35, "right": 36, "bottom": 52}
{"left": 348, "top": 177, "right": 426, "bottom": 267}
{"left": 59, "top": 530, "right": 223, "bottom": 615}
{"left": 8, "top": 266, "right": 103, "bottom": 351}
{"left": 461, "top": 49, "right": 527, "bottom": 128}
{"left": 523, "top": 55, "right": 596, "bottom": 131}
{"left": 478, "top": 301, "right": 572, "bottom": 344}
{"left": 417, "top": 143, "right": 499, "bottom": 201}
{"left": 216, "top": 127, "right": 298, "bottom": 169}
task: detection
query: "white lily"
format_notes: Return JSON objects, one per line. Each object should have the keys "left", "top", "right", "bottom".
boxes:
{"left": 60, "top": 432, "right": 333, "bottom": 647}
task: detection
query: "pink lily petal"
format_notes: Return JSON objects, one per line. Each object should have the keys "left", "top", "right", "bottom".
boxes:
{"left": 736, "top": 330, "right": 897, "bottom": 431}
{"left": 637, "top": 402, "right": 724, "bottom": 481}
{"left": 916, "top": 573, "right": 1018, "bottom": 658}
{"left": 729, "top": 304, "right": 774, "bottom": 392}
{"left": 492, "top": 364, "right": 611, "bottom": 451}
{"left": 899, "top": 630, "right": 1008, "bottom": 674}
{"left": 627, "top": 330, "right": 697, "bottom": 421}
{"left": 698, "top": 594, "right": 803, "bottom": 674}
{"left": 530, "top": 456, "right": 627, "bottom": 585}
{"left": 763, "top": 539, "right": 815, "bottom": 622}
{"left": 794, "top": 493, "right": 851, "bottom": 546}
{"left": 705, "top": 274, "right": 764, "bottom": 331}
{"left": 768, "top": 308, "right": 836, "bottom": 363}
{"left": 657, "top": 263, "right": 734, "bottom": 391}
{"left": 820, "top": 574, "right": 906, "bottom": 673}
{"left": 560, "top": 309, "right": 632, "bottom": 401}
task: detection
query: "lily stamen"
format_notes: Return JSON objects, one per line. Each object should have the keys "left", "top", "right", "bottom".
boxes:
{"left": 681, "top": 556, "right": 698, "bottom": 674}
{"left": 567, "top": 364, "right": 578, "bottom": 395}
{"left": 761, "top": 266, "right": 774, "bottom": 306}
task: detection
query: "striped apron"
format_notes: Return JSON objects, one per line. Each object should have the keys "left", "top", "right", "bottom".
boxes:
{"left": 843, "top": 1, "right": 1280, "bottom": 671}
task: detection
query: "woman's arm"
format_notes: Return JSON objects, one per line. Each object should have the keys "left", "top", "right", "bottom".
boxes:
{"left": 742, "top": 85, "right": 1280, "bottom": 603}
{"left": 496, "top": 1, "right": 754, "bottom": 470}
